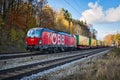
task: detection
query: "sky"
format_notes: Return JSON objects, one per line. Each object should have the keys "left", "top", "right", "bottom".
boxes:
{"left": 47, "top": 0, "right": 120, "bottom": 40}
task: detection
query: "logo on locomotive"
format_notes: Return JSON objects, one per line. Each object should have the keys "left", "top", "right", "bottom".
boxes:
{"left": 51, "top": 33, "right": 65, "bottom": 45}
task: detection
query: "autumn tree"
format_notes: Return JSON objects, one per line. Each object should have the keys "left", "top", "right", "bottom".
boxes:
{"left": 104, "top": 33, "right": 120, "bottom": 47}
{"left": 40, "top": 5, "right": 55, "bottom": 29}
{"left": 114, "top": 33, "right": 120, "bottom": 47}
{"left": 53, "top": 8, "right": 74, "bottom": 34}
{"left": 62, "top": 8, "right": 72, "bottom": 33}
{"left": 104, "top": 34, "right": 114, "bottom": 46}
{"left": 55, "top": 9, "right": 70, "bottom": 33}
{"left": 0, "top": 1, "right": 37, "bottom": 46}
{"left": 73, "top": 19, "right": 92, "bottom": 38}
{"left": 33, "top": 0, "right": 47, "bottom": 27}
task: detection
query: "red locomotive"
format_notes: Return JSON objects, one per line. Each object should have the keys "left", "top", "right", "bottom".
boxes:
{"left": 25, "top": 28, "right": 76, "bottom": 52}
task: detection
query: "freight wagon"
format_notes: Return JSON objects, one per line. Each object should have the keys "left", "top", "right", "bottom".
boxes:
{"left": 89, "top": 38, "right": 97, "bottom": 48}
{"left": 76, "top": 35, "right": 90, "bottom": 49}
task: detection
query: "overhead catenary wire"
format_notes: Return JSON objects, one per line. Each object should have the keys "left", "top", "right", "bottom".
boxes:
{"left": 74, "top": 0, "right": 81, "bottom": 10}
{"left": 63, "top": 0, "right": 81, "bottom": 17}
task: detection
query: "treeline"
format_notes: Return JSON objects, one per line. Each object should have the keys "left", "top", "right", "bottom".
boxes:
{"left": 0, "top": 0, "right": 95, "bottom": 52}
{"left": 104, "top": 33, "right": 120, "bottom": 47}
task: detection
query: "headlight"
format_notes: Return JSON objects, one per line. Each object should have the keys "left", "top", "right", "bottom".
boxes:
{"left": 39, "top": 40, "right": 42, "bottom": 44}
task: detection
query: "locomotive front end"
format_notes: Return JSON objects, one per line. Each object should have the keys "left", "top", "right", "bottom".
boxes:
{"left": 25, "top": 28, "right": 42, "bottom": 51}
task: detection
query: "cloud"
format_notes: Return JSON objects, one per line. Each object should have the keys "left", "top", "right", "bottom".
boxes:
{"left": 105, "top": 6, "right": 120, "bottom": 22}
{"left": 80, "top": 2, "right": 120, "bottom": 24}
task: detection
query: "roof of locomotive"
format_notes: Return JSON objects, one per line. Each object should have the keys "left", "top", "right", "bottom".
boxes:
{"left": 29, "top": 27, "right": 55, "bottom": 32}
{"left": 28, "top": 28, "right": 71, "bottom": 36}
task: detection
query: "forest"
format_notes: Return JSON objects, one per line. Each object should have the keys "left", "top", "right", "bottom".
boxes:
{"left": 0, "top": 0, "right": 119, "bottom": 52}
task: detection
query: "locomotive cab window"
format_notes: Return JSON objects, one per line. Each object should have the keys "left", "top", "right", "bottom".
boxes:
{"left": 27, "top": 29, "right": 42, "bottom": 38}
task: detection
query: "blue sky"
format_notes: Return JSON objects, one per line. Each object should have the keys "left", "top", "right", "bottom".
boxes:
{"left": 47, "top": 0, "right": 120, "bottom": 40}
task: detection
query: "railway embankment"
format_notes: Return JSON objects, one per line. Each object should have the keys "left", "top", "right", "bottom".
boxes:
{"left": 28, "top": 48, "right": 120, "bottom": 80}
{"left": 0, "top": 48, "right": 110, "bottom": 80}
{"left": 58, "top": 48, "right": 120, "bottom": 80}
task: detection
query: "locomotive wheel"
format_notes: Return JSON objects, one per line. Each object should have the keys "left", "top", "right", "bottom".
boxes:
{"left": 53, "top": 48, "right": 58, "bottom": 53}
{"left": 57, "top": 49, "right": 61, "bottom": 53}
{"left": 53, "top": 49, "right": 56, "bottom": 53}
{"left": 61, "top": 48, "right": 64, "bottom": 52}
{"left": 30, "top": 49, "right": 33, "bottom": 52}
{"left": 48, "top": 49, "right": 53, "bottom": 53}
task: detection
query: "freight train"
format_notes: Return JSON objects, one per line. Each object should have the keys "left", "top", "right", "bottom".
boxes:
{"left": 25, "top": 28, "right": 107, "bottom": 52}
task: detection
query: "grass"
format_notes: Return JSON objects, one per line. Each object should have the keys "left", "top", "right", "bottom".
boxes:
{"left": 61, "top": 48, "right": 120, "bottom": 80}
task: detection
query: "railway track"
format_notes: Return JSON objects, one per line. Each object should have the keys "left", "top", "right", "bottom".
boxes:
{"left": 0, "top": 48, "right": 111, "bottom": 80}
{"left": 0, "top": 48, "right": 97, "bottom": 60}
{"left": 0, "top": 52, "right": 42, "bottom": 60}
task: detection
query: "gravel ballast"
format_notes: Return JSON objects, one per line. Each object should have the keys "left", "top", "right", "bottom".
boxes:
{"left": 20, "top": 49, "right": 111, "bottom": 80}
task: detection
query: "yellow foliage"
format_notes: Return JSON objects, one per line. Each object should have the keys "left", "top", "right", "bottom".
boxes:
{"left": 104, "top": 33, "right": 120, "bottom": 46}
{"left": 104, "top": 34, "right": 114, "bottom": 46}
{"left": 63, "top": 19, "right": 69, "bottom": 28}
{"left": 55, "top": 10, "right": 74, "bottom": 33}
{"left": 114, "top": 33, "right": 120, "bottom": 46}
{"left": 55, "top": 12, "right": 68, "bottom": 32}
{"left": 70, "top": 21, "right": 74, "bottom": 34}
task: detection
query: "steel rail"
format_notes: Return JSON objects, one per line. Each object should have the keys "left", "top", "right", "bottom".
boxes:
{"left": 0, "top": 48, "right": 104, "bottom": 60}
{"left": 0, "top": 48, "right": 110, "bottom": 80}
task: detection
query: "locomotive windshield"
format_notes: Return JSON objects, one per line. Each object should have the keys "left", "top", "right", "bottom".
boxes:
{"left": 27, "top": 29, "right": 42, "bottom": 38}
